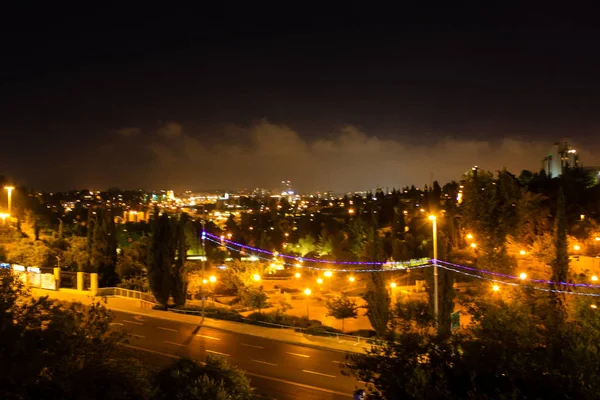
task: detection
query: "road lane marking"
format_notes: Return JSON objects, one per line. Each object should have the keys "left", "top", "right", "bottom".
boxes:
{"left": 109, "top": 322, "right": 124, "bottom": 326}
{"left": 195, "top": 334, "right": 220, "bottom": 341}
{"left": 241, "top": 343, "right": 264, "bottom": 349}
{"left": 128, "top": 333, "right": 146, "bottom": 339}
{"left": 121, "top": 344, "right": 179, "bottom": 359}
{"left": 331, "top": 361, "right": 341, "bottom": 364}
{"left": 244, "top": 372, "right": 352, "bottom": 398}
{"left": 302, "top": 370, "right": 337, "bottom": 378}
{"left": 123, "top": 320, "right": 143, "bottom": 325}
{"left": 120, "top": 344, "right": 352, "bottom": 398}
{"left": 286, "top": 352, "right": 310, "bottom": 358}
{"left": 157, "top": 327, "right": 178, "bottom": 332}
{"left": 252, "top": 359, "right": 278, "bottom": 366}
{"left": 206, "top": 350, "right": 230, "bottom": 357}
{"left": 164, "top": 341, "right": 185, "bottom": 347}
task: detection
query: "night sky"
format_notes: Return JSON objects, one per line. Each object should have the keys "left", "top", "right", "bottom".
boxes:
{"left": 2, "top": 4, "right": 599, "bottom": 192}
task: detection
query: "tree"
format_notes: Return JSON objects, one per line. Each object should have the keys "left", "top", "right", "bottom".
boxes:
{"left": 148, "top": 211, "right": 175, "bottom": 307}
{"left": 296, "top": 234, "right": 317, "bottom": 256}
{"left": 247, "top": 287, "right": 269, "bottom": 313}
{"left": 90, "top": 208, "right": 118, "bottom": 286}
{"left": 152, "top": 356, "right": 255, "bottom": 400}
{"left": 326, "top": 293, "right": 358, "bottom": 332}
{"left": 172, "top": 213, "right": 190, "bottom": 306}
{"left": 551, "top": 187, "right": 569, "bottom": 319}
{"left": 363, "top": 272, "right": 391, "bottom": 337}
{"left": 0, "top": 269, "right": 149, "bottom": 399}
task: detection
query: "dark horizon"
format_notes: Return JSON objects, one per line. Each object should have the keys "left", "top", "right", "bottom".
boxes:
{"left": 2, "top": 4, "right": 600, "bottom": 192}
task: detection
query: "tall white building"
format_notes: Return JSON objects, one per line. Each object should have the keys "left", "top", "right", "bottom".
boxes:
{"left": 542, "top": 142, "right": 580, "bottom": 177}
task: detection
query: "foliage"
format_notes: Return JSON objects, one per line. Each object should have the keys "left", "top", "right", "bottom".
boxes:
{"left": 551, "top": 187, "right": 569, "bottom": 318}
{"left": 363, "top": 272, "right": 391, "bottom": 337}
{"left": 246, "top": 286, "right": 269, "bottom": 313}
{"left": 151, "top": 356, "right": 255, "bottom": 400}
{"left": 326, "top": 293, "right": 359, "bottom": 332}
{"left": 147, "top": 211, "right": 190, "bottom": 307}
{"left": 90, "top": 208, "right": 119, "bottom": 286}
{"left": 346, "top": 289, "right": 600, "bottom": 400}
{"left": 0, "top": 269, "right": 149, "bottom": 400}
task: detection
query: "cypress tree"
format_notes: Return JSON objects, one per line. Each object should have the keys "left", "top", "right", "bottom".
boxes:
{"left": 172, "top": 213, "right": 190, "bottom": 306}
{"left": 148, "top": 210, "right": 175, "bottom": 307}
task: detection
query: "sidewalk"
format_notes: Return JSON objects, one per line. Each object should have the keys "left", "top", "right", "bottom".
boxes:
{"left": 31, "top": 288, "right": 372, "bottom": 354}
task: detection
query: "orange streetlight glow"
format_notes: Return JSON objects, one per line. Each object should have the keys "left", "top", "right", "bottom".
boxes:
{"left": 295, "top": 272, "right": 301, "bottom": 279}
{"left": 390, "top": 282, "right": 397, "bottom": 289}
{"left": 519, "top": 272, "right": 527, "bottom": 280}
{"left": 470, "top": 243, "right": 477, "bottom": 249}
{"left": 253, "top": 274, "right": 261, "bottom": 282}
{"left": 324, "top": 270, "right": 333, "bottom": 277}
{"left": 304, "top": 288, "right": 311, "bottom": 296}
{"left": 209, "top": 275, "right": 217, "bottom": 283}
{"left": 348, "top": 276, "right": 355, "bottom": 283}
{"left": 592, "top": 276, "right": 598, "bottom": 282}
{"left": 574, "top": 245, "right": 581, "bottom": 251}
{"left": 492, "top": 285, "right": 500, "bottom": 292}
{"left": 519, "top": 250, "right": 527, "bottom": 255}
{"left": 466, "top": 233, "right": 473, "bottom": 240}
{"left": 317, "top": 278, "right": 323, "bottom": 284}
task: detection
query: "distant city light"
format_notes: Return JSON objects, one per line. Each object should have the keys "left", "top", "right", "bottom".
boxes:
{"left": 317, "top": 278, "right": 323, "bottom": 284}
{"left": 466, "top": 233, "right": 473, "bottom": 240}
{"left": 304, "top": 288, "right": 311, "bottom": 296}
{"left": 470, "top": 243, "right": 477, "bottom": 248}
{"left": 519, "top": 250, "right": 527, "bottom": 255}
{"left": 253, "top": 274, "right": 261, "bottom": 282}
{"left": 390, "top": 282, "right": 397, "bottom": 288}
{"left": 348, "top": 276, "right": 355, "bottom": 283}
{"left": 574, "top": 245, "right": 581, "bottom": 251}
{"left": 324, "top": 270, "right": 333, "bottom": 277}
{"left": 209, "top": 275, "right": 217, "bottom": 283}
{"left": 519, "top": 272, "right": 527, "bottom": 280}
{"left": 492, "top": 285, "right": 500, "bottom": 292}
{"left": 295, "top": 272, "right": 301, "bottom": 279}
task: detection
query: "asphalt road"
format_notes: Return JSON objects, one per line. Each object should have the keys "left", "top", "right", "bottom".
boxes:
{"left": 110, "top": 310, "right": 363, "bottom": 400}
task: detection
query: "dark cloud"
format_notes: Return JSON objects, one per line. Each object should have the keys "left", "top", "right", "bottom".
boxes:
{"left": 66, "top": 121, "right": 598, "bottom": 192}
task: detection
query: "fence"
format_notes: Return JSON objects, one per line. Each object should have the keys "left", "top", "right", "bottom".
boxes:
{"left": 97, "top": 287, "right": 157, "bottom": 303}
{"left": 60, "top": 271, "right": 78, "bottom": 289}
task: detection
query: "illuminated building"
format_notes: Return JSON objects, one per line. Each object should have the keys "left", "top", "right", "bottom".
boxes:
{"left": 542, "top": 142, "right": 580, "bottom": 177}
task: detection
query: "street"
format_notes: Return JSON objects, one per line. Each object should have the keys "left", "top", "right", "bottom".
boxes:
{"left": 111, "top": 310, "right": 362, "bottom": 400}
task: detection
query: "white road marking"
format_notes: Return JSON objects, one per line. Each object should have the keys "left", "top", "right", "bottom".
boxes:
{"left": 109, "top": 322, "right": 124, "bottom": 326}
{"left": 244, "top": 371, "right": 352, "bottom": 398}
{"left": 302, "top": 370, "right": 337, "bottom": 378}
{"left": 128, "top": 333, "right": 146, "bottom": 339}
{"left": 252, "top": 359, "right": 278, "bottom": 366}
{"left": 195, "top": 334, "right": 220, "bottom": 341}
{"left": 119, "top": 344, "right": 351, "bottom": 398}
{"left": 123, "top": 320, "right": 143, "bottom": 325}
{"left": 286, "top": 352, "right": 310, "bottom": 358}
{"left": 206, "top": 349, "right": 231, "bottom": 357}
{"left": 157, "top": 327, "right": 177, "bottom": 332}
{"left": 164, "top": 341, "right": 185, "bottom": 347}
{"left": 241, "top": 343, "right": 264, "bottom": 349}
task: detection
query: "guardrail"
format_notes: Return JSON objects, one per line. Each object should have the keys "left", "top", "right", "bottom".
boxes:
{"left": 96, "top": 287, "right": 157, "bottom": 303}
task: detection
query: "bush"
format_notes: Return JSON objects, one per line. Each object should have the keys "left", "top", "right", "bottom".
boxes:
{"left": 171, "top": 304, "right": 244, "bottom": 322}
{"left": 245, "top": 311, "right": 323, "bottom": 329}
{"left": 304, "top": 325, "right": 344, "bottom": 337}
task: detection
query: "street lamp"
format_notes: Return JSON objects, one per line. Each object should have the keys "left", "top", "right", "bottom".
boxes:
{"left": 574, "top": 245, "right": 581, "bottom": 252}
{"left": 317, "top": 278, "right": 323, "bottom": 285}
{"left": 428, "top": 215, "right": 438, "bottom": 329}
{"left": 470, "top": 243, "right": 477, "bottom": 249}
{"left": 466, "top": 233, "right": 473, "bottom": 240}
{"left": 295, "top": 272, "right": 301, "bottom": 279}
{"left": 519, "top": 250, "right": 527, "bottom": 255}
{"left": 304, "top": 288, "right": 311, "bottom": 318}
{"left": 4, "top": 186, "right": 14, "bottom": 214}
{"left": 348, "top": 276, "right": 355, "bottom": 283}
{"left": 253, "top": 274, "right": 261, "bottom": 282}
{"left": 592, "top": 275, "right": 598, "bottom": 282}
{"left": 209, "top": 275, "right": 217, "bottom": 283}
{"left": 519, "top": 272, "right": 527, "bottom": 280}
{"left": 492, "top": 284, "right": 500, "bottom": 292}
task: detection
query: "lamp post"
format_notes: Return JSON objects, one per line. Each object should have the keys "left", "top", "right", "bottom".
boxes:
{"left": 428, "top": 215, "right": 438, "bottom": 329}
{"left": 304, "top": 288, "right": 311, "bottom": 319}
{"left": 201, "top": 217, "right": 207, "bottom": 324}
{"left": 4, "top": 186, "right": 14, "bottom": 215}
